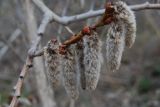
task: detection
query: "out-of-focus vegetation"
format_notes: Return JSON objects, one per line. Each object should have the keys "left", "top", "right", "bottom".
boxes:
{"left": 0, "top": 0, "right": 160, "bottom": 107}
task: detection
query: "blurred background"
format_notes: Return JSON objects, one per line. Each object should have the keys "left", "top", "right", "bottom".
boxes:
{"left": 0, "top": 0, "right": 160, "bottom": 107}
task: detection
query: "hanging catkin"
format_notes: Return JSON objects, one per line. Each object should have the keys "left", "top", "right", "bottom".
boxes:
{"left": 83, "top": 31, "right": 103, "bottom": 90}
{"left": 44, "top": 40, "right": 61, "bottom": 87}
{"left": 106, "top": 21, "right": 125, "bottom": 71}
{"left": 62, "top": 45, "right": 79, "bottom": 100}
{"left": 105, "top": 1, "right": 136, "bottom": 71}
{"left": 114, "top": 1, "right": 136, "bottom": 48}
{"left": 76, "top": 41, "right": 86, "bottom": 90}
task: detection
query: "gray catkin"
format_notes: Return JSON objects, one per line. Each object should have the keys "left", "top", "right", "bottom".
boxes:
{"left": 114, "top": 1, "right": 136, "bottom": 48}
{"left": 62, "top": 45, "right": 79, "bottom": 100}
{"left": 44, "top": 40, "right": 61, "bottom": 87}
{"left": 106, "top": 21, "right": 125, "bottom": 72}
{"left": 105, "top": 1, "right": 136, "bottom": 71}
{"left": 83, "top": 31, "right": 103, "bottom": 90}
{"left": 76, "top": 41, "right": 86, "bottom": 90}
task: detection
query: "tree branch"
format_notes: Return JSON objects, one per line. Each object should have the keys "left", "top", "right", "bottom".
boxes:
{"left": 9, "top": 49, "right": 43, "bottom": 107}
{"left": 0, "top": 29, "right": 22, "bottom": 61}
{"left": 32, "top": 0, "right": 160, "bottom": 26}
{"left": 130, "top": 2, "right": 160, "bottom": 10}
{"left": 9, "top": 56, "right": 33, "bottom": 107}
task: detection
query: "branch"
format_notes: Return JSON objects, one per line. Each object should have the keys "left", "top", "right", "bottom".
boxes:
{"left": 65, "top": 26, "right": 75, "bottom": 35}
{"left": 9, "top": 57, "right": 33, "bottom": 107}
{"left": 9, "top": 4, "right": 45, "bottom": 106}
{"left": 9, "top": 49, "right": 43, "bottom": 107}
{"left": 130, "top": 2, "right": 160, "bottom": 10}
{"left": 1, "top": 35, "right": 24, "bottom": 62}
{"left": 32, "top": 0, "right": 160, "bottom": 25}
{"left": 0, "top": 29, "right": 22, "bottom": 61}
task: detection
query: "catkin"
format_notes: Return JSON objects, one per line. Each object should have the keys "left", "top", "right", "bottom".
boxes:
{"left": 106, "top": 21, "right": 125, "bottom": 72}
{"left": 114, "top": 1, "right": 136, "bottom": 48}
{"left": 105, "top": 1, "right": 136, "bottom": 71}
{"left": 62, "top": 45, "right": 79, "bottom": 100}
{"left": 44, "top": 40, "right": 61, "bottom": 87}
{"left": 76, "top": 41, "right": 86, "bottom": 90}
{"left": 83, "top": 31, "right": 103, "bottom": 90}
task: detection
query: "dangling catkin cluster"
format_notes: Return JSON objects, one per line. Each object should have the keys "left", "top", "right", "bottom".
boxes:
{"left": 106, "top": 1, "right": 136, "bottom": 71}
{"left": 44, "top": 40, "right": 61, "bottom": 87}
{"left": 62, "top": 45, "right": 79, "bottom": 100}
{"left": 43, "top": 1, "right": 137, "bottom": 100}
{"left": 114, "top": 1, "right": 136, "bottom": 48}
{"left": 83, "top": 31, "right": 103, "bottom": 90}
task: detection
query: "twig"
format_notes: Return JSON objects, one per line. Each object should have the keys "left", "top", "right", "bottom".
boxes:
{"left": 26, "top": 0, "right": 57, "bottom": 107}
{"left": 0, "top": 29, "right": 22, "bottom": 60}
{"left": 32, "top": 0, "right": 160, "bottom": 25}
{"left": 1, "top": 36, "right": 24, "bottom": 62}
{"left": 9, "top": 3, "right": 46, "bottom": 107}
{"left": 10, "top": 56, "right": 33, "bottom": 107}
{"left": 32, "top": 48, "right": 44, "bottom": 57}
{"left": 130, "top": 2, "right": 160, "bottom": 10}
{"left": 9, "top": 48, "right": 43, "bottom": 107}
{"left": 65, "top": 26, "right": 75, "bottom": 35}
{"left": 63, "top": 30, "right": 85, "bottom": 46}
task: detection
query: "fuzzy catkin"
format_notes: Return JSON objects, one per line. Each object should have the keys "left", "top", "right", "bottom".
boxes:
{"left": 105, "top": 1, "right": 136, "bottom": 71}
{"left": 83, "top": 31, "right": 103, "bottom": 90}
{"left": 106, "top": 21, "right": 125, "bottom": 72}
{"left": 76, "top": 41, "right": 86, "bottom": 90}
{"left": 62, "top": 45, "right": 79, "bottom": 100}
{"left": 44, "top": 40, "right": 61, "bottom": 87}
{"left": 114, "top": 1, "right": 136, "bottom": 48}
